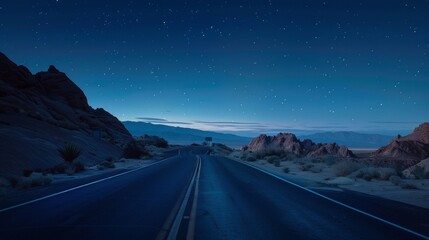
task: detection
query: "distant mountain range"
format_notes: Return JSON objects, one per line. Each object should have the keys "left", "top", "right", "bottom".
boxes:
{"left": 123, "top": 122, "right": 394, "bottom": 149}
{"left": 122, "top": 121, "right": 251, "bottom": 148}
{"left": 299, "top": 131, "right": 393, "bottom": 149}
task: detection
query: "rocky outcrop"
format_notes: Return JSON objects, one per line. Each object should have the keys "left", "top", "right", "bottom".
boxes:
{"left": 0, "top": 52, "right": 133, "bottom": 175}
{"left": 372, "top": 123, "right": 429, "bottom": 161}
{"left": 402, "top": 158, "right": 429, "bottom": 179}
{"left": 243, "top": 133, "right": 354, "bottom": 158}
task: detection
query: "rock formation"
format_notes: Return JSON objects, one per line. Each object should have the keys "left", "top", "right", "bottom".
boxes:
{"left": 0, "top": 52, "right": 133, "bottom": 175}
{"left": 243, "top": 133, "right": 354, "bottom": 158}
{"left": 402, "top": 158, "right": 429, "bottom": 179}
{"left": 372, "top": 123, "right": 429, "bottom": 161}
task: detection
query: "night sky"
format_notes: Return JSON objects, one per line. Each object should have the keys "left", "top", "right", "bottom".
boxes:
{"left": 1, "top": 0, "right": 428, "bottom": 136}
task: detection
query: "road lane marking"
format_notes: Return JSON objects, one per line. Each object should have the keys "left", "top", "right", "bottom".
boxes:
{"left": 234, "top": 159, "right": 429, "bottom": 240}
{"left": 0, "top": 158, "right": 174, "bottom": 214}
{"left": 186, "top": 155, "right": 202, "bottom": 240}
{"left": 166, "top": 157, "right": 201, "bottom": 240}
{"left": 155, "top": 160, "right": 195, "bottom": 240}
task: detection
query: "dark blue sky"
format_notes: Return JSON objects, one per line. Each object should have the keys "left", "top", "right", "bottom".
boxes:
{"left": 1, "top": 0, "right": 428, "bottom": 135}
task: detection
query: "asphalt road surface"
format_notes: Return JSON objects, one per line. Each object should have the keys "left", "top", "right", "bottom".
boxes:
{"left": 0, "top": 147, "right": 428, "bottom": 240}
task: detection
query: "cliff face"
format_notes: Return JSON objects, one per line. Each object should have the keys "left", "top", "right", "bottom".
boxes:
{"left": 372, "top": 123, "right": 429, "bottom": 161}
{"left": 244, "top": 133, "right": 354, "bottom": 158}
{"left": 0, "top": 52, "right": 133, "bottom": 175}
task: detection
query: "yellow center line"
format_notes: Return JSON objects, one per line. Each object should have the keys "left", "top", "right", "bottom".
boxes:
{"left": 186, "top": 155, "right": 202, "bottom": 240}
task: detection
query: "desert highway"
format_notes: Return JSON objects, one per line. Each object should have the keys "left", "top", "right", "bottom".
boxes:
{"left": 0, "top": 146, "right": 428, "bottom": 240}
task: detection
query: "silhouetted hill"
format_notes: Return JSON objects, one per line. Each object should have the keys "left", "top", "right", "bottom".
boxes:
{"left": 0, "top": 52, "right": 132, "bottom": 175}
{"left": 122, "top": 121, "right": 250, "bottom": 148}
{"left": 300, "top": 131, "right": 393, "bottom": 149}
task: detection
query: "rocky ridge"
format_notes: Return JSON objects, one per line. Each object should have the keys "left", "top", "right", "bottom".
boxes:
{"left": 243, "top": 133, "right": 354, "bottom": 158}
{"left": 373, "top": 123, "right": 429, "bottom": 161}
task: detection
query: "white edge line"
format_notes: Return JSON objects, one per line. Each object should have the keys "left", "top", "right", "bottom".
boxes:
{"left": 234, "top": 159, "right": 429, "bottom": 240}
{"left": 0, "top": 159, "right": 171, "bottom": 214}
{"left": 167, "top": 157, "right": 201, "bottom": 240}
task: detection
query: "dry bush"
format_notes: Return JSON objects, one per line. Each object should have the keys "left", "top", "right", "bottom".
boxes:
{"left": 265, "top": 155, "right": 280, "bottom": 164}
{"left": 97, "top": 161, "right": 115, "bottom": 170}
{"left": 389, "top": 175, "right": 402, "bottom": 186}
{"left": 300, "top": 164, "right": 314, "bottom": 172}
{"left": 13, "top": 173, "right": 52, "bottom": 189}
{"left": 123, "top": 140, "right": 148, "bottom": 159}
{"left": 136, "top": 135, "right": 169, "bottom": 148}
{"left": 400, "top": 182, "right": 418, "bottom": 189}
{"left": 356, "top": 167, "right": 397, "bottom": 181}
{"left": 377, "top": 167, "right": 397, "bottom": 180}
{"left": 58, "top": 143, "right": 82, "bottom": 164}
{"left": 255, "top": 147, "right": 286, "bottom": 159}
{"left": 333, "top": 160, "right": 363, "bottom": 177}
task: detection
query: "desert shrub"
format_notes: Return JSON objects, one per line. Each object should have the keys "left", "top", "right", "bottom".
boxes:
{"left": 377, "top": 167, "right": 397, "bottom": 180}
{"left": 255, "top": 147, "right": 285, "bottom": 159}
{"left": 213, "top": 143, "right": 234, "bottom": 154}
{"left": 135, "top": 135, "right": 169, "bottom": 148}
{"left": 97, "top": 161, "right": 115, "bottom": 170}
{"left": 411, "top": 166, "right": 429, "bottom": 179}
{"left": 282, "top": 153, "right": 298, "bottom": 162}
{"left": 58, "top": 143, "right": 82, "bottom": 164}
{"left": 355, "top": 167, "right": 397, "bottom": 181}
{"left": 400, "top": 182, "right": 418, "bottom": 189}
{"left": 14, "top": 173, "right": 52, "bottom": 189}
{"left": 333, "top": 160, "right": 363, "bottom": 177}
{"left": 274, "top": 159, "right": 281, "bottom": 167}
{"left": 265, "top": 155, "right": 279, "bottom": 164}
{"left": 283, "top": 167, "right": 290, "bottom": 173}
{"left": 356, "top": 167, "right": 379, "bottom": 181}
{"left": 301, "top": 164, "right": 314, "bottom": 172}
{"left": 151, "top": 137, "right": 168, "bottom": 148}
{"left": 389, "top": 175, "right": 402, "bottom": 186}
{"left": 123, "top": 141, "right": 144, "bottom": 159}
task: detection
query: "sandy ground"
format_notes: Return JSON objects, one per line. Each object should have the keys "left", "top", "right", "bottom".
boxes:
{"left": 49, "top": 144, "right": 182, "bottom": 184}
{"left": 227, "top": 151, "right": 429, "bottom": 209}
{"left": 50, "top": 159, "right": 156, "bottom": 184}
{"left": 0, "top": 145, "right": 183, "bottom": 200}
